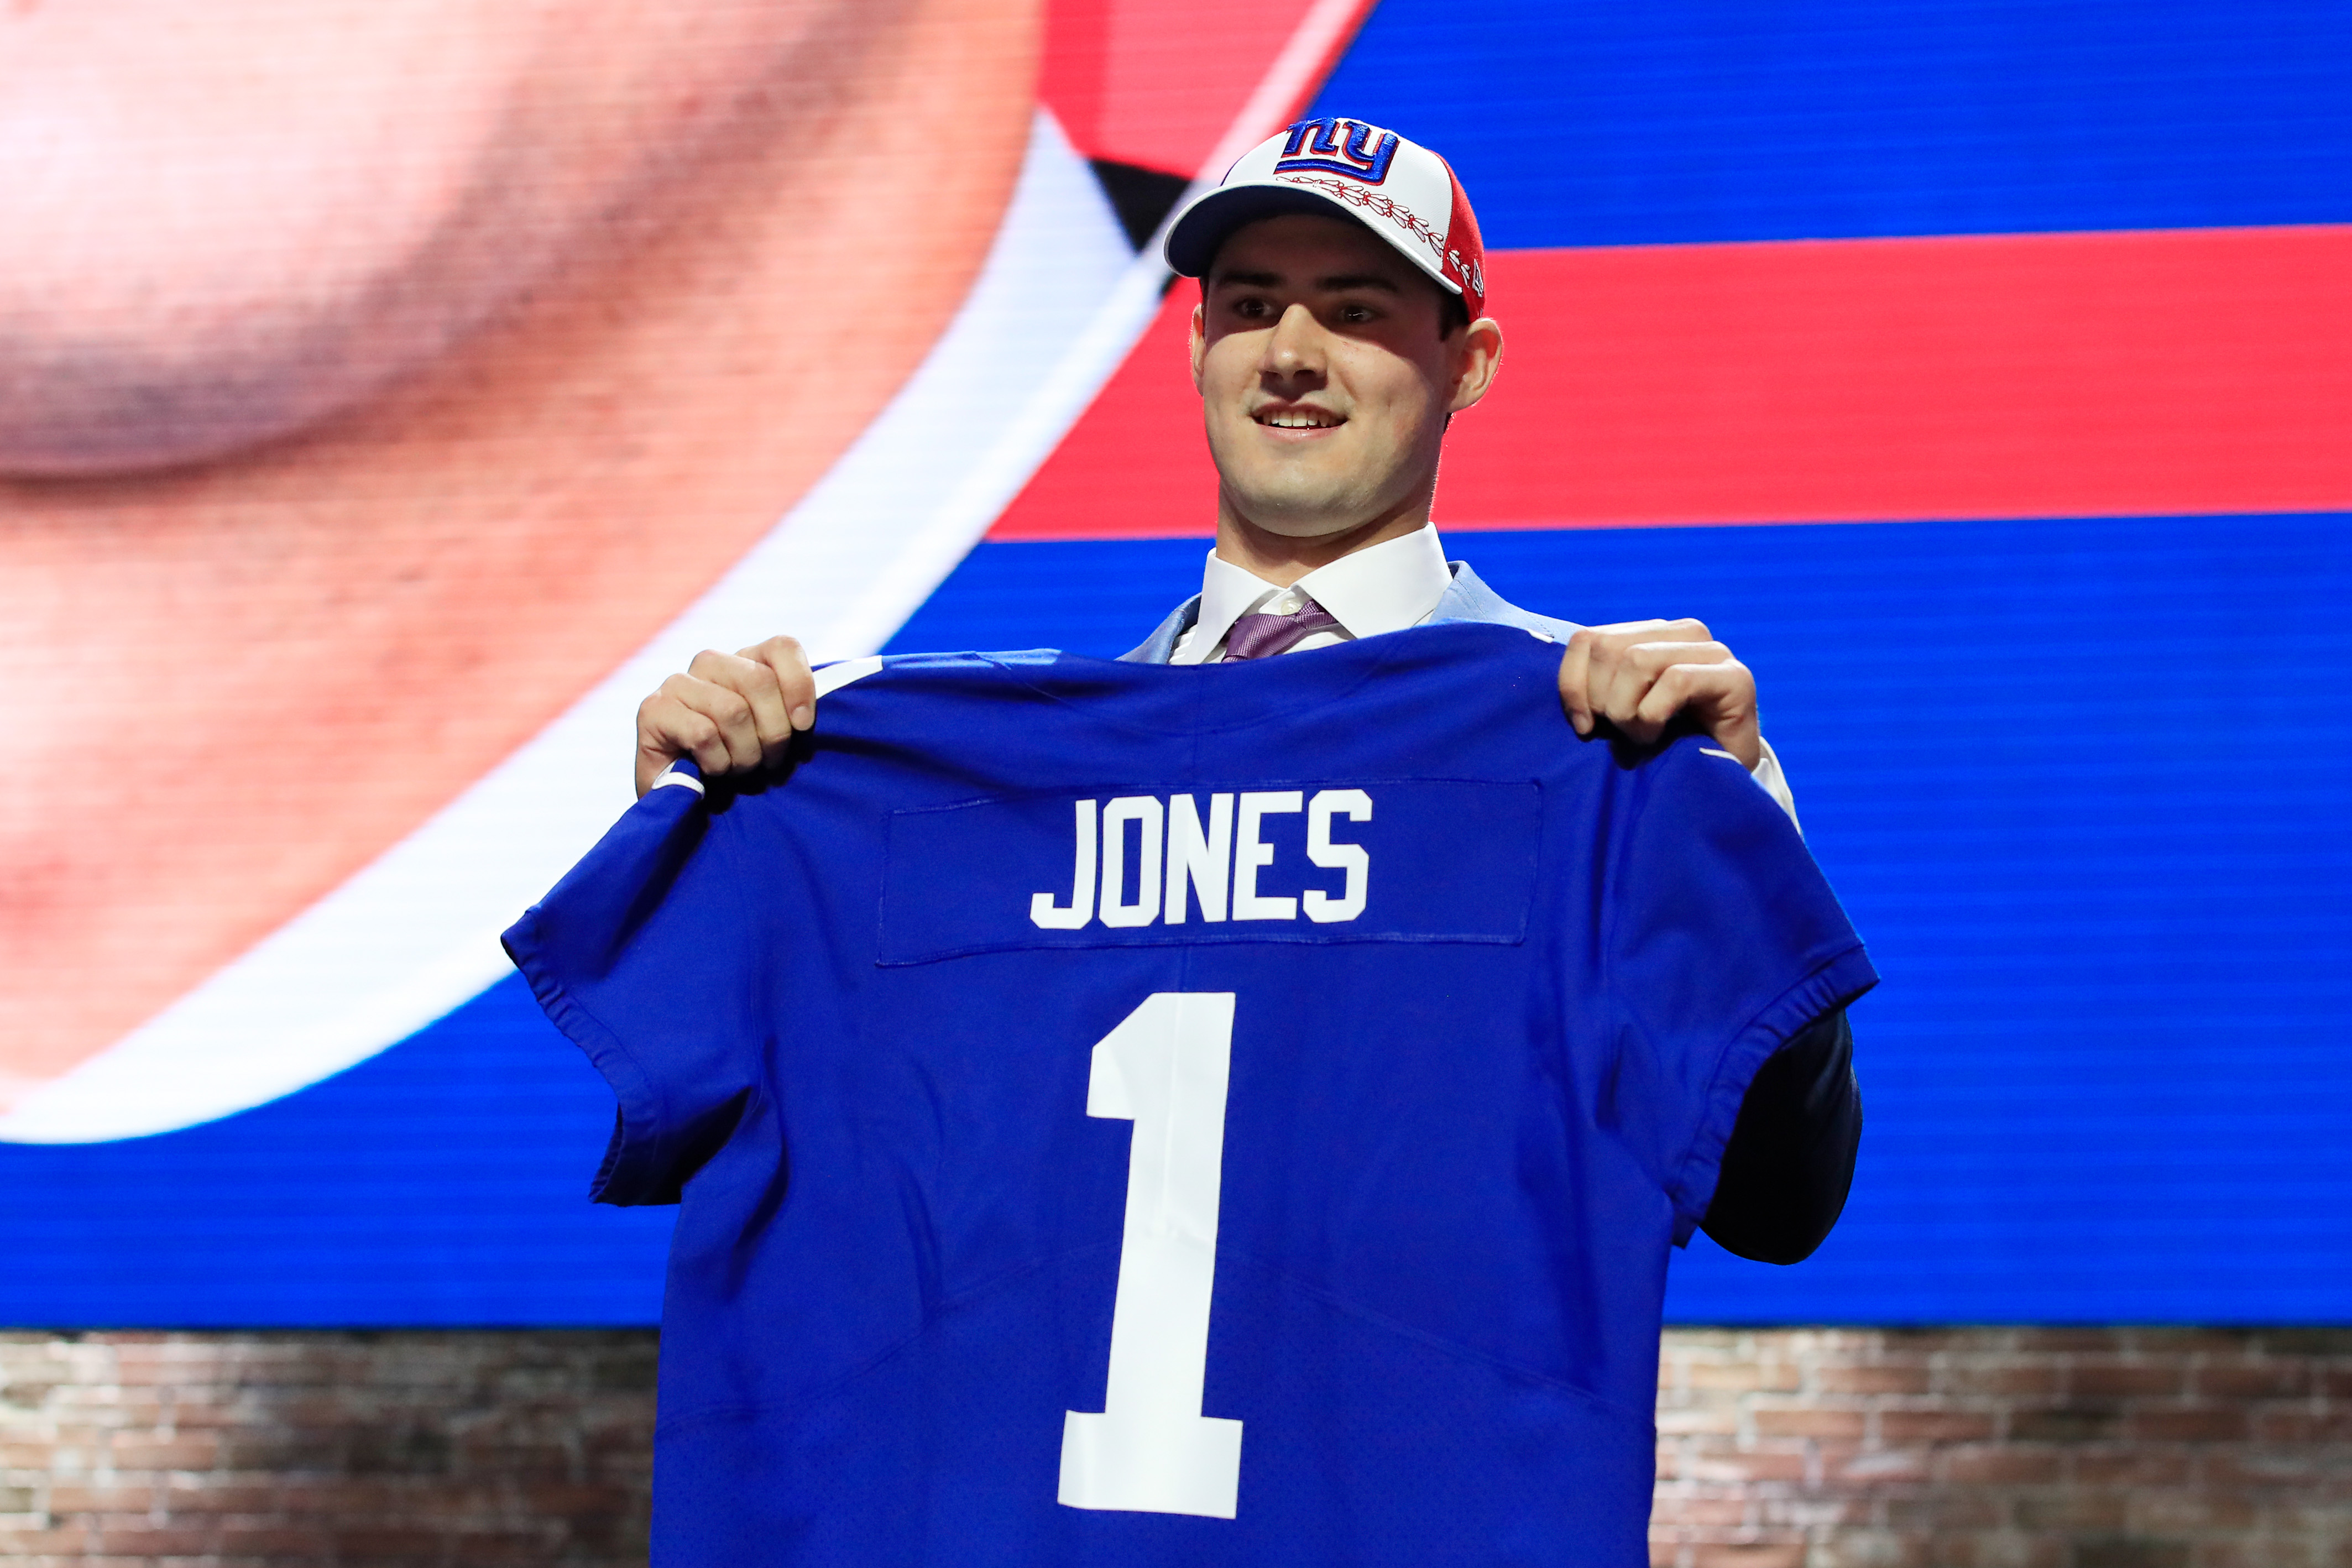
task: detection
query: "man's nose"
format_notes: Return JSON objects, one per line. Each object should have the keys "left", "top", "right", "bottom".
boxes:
{"left": 1259, "top": 302, "right": 1328, "bottom": 380}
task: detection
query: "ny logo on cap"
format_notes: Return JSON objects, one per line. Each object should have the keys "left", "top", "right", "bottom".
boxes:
{"left": 1276, "top": 117, "right": 1400, "bottom": 186}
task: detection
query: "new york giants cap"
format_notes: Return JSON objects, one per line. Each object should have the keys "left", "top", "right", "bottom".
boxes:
{"left": 1164, "top": 117, "right": 1488, "bottom": 320}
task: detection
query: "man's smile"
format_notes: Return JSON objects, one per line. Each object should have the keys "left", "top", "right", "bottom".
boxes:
{"left": 1251, "top": 402, "right": 1346, "bottom": 431}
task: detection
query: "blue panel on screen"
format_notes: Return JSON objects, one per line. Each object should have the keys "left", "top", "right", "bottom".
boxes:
{"left": 0, "top": 976, "right": 671, "bottom": 1327}
{"left": 892, "top": 514, "right": 2352, "bottom": 1322}
{"left": 1313, "top": 0, "right": 2352, "bottom": 246}
{"left": 13, "top": 513, "right": 2338, "bottom": 1326}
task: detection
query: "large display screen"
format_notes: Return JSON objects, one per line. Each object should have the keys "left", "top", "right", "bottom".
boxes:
{"left": 2, "top": 0, "right": 2345, "bottom": 1325}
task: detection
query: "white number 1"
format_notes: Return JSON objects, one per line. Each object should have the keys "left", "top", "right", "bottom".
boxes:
{"left": 1058, "top": 992, "right": 1245, "bottom": 1520}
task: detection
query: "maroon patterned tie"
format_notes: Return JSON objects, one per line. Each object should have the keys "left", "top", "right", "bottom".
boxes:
{"left": 1221, "top": 595, "right": 1340, "bottom": 661}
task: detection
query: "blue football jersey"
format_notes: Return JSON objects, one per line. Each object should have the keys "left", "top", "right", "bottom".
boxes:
{"left": 503, "top": 623, "right": 1875, "bottom": 1566}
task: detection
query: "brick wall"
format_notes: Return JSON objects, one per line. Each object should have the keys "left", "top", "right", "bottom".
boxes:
{"left": 0, "top": 1333, "right": 656, "bottom": 1567}
{"left": 5, "top": 1329, "right": 2348, "bottom": 1566}
{"left": 1655, "top": 1329, "right": 2352, "bottom": 1567}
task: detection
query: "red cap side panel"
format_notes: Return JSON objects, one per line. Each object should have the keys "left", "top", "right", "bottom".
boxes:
{"left": 1439, "top": 157, "right": 1487, "bottom": 317}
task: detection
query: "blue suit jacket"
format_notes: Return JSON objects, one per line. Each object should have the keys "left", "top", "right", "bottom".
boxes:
{"left": 1119, "top": 561, "right": 1577, "bottom": 662}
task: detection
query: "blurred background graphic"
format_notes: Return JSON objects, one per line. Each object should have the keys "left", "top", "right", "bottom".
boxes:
{"left": 1, "top": 0, "right": 2348, "bottom": 1559}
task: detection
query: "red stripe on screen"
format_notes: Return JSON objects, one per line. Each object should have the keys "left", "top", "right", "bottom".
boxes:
{"left": 986, "top": 223, "right": 2352, "bottom": 540}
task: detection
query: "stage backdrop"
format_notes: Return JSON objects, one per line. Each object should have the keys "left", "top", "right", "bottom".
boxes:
{"left": 1, "top": 0, "right": 2345, "bottom": 1326}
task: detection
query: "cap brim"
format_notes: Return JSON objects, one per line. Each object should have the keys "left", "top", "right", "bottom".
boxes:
{"left": 1162, "top": 182, "right": 1461, "bottom": 297}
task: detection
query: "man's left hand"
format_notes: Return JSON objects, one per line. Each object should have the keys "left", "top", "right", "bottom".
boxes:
{"left": 1557, "top": 619, "right": 1761, "bottom": 769}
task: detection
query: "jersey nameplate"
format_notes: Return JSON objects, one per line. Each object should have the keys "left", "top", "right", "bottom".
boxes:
{"left": 878, "top": 780, "right": 1539, "bottom": 964}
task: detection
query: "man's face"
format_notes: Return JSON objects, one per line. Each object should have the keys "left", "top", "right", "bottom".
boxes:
{"left": 1191, "top": 213, "right": 1478, "bottom": 541}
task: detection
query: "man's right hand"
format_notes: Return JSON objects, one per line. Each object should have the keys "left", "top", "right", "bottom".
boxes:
{"left": 634, "top": 635, "right": 815, "bottom": 797}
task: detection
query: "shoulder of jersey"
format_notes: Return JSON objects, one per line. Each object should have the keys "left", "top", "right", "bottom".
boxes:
{"left": 1377, "top": 619, "right": 1574, "bottom": 688}
{"left": 641, "top": 652, "right": 1067, "bottom": 799}
{"left": 1653, "top": 730, "right": 1798, "bottom": 825}
{"left": 817, "top": 650, "right": 1064, "bottom": 699}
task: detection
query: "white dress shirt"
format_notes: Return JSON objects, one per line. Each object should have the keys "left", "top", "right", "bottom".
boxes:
{"left": 1168, "top": 523, "right": 1800, "bottom": 825}
{"left": 1170, "top": 523, "right": 1454, "bottom": 665}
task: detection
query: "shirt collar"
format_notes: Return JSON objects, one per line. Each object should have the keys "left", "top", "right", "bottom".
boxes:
{"left": 1182, "top": 524, "right": 1453, "bottom": 662}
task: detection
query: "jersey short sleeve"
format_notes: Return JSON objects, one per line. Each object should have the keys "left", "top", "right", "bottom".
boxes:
{"left": 1600, "top": 738, "right": 1879, "bottom": 1241}
{"left": 501, "top": 769, "right": 771, "bottom": 1206}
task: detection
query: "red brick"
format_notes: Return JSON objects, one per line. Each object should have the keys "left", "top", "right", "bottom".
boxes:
{"left": 2010, "top": 1404, "right": 2126, "bottom": 1442}
{"left": 1753, "top": 1408, "right": 1867, "bottom": 1440}
{"left": 1882, "top": 1410, "right": 1999, "bottom": 1444}
{"left": 1820, "top": 1363, "right": 1936, "bottom": 1396}
{"left": 2255, "top": 1329, "right": 2352, "bottom": 1356}
{"left": 1659, "top": 1407, "right": 1741, "bottom": 1436}
{"left": 2133, "top": 1490, "right": 2259, "bottom": 1532}
{"left": 2128, "top": 1330, "right": 2264, "bottom": 1354}
{"left": 79, "top": 1527, "right": 218, "bottom": 1556}
{"left": 2015, "top": 1488, "right": 2133, "bottom": 1531}
{"left": 2071, "top": 1361, "right": 2189, "bottom": 1399}
{"left": 1690, "top": 1450, "right": 1811, "bottom": 1486}
{"left": 1937, "top": 1443, "right": 2066, "bottom": 1486}
{"left": 211, "top": 1523, "right": 340, "bottom": 1554}
{"left": 2126, "top": 1408, "right": 2252, "bottom": 1442}
{"left": 2203, "top": 1450, "right": 2327, "bottom": 1490}
{"left": 1880, "top": 1329, "right": 2009, "bottom": 1354}
{"left": 2073, "top": 1537, "right": 2192, "bottom": 1568}
{"left": 44, "top": 1483, "right": 157, "bottom": 1514}
{"left": 0, "top": 1522, "right": 95, "bottom": 1551}
{"left": 1690, "top": 1544, "right": 1806, "bottom": 1567}
{"left": 1886, "top": 1489, "right": 2013, "bottom": 1531}
{"left": 1835, "top": 1446, "right": 1932, "bottom": 1485}
{"left": 2075, "top": 1449, "right": 2194, "bottom": 1487}
{"left": 104, "top": 1437, "right": 220, "bottom": 1472}
{"left": 2247, "top": 1409, "right": 2329, "bottom": 1442}
{"left": 2191, "top": 1361, "right": 2309, "bottom": 1399}
{"left": 2014, "top": 1329, "right": 2135, "bottom": 1353}
{"left": 1687, "top": 1361, "right": 1799, "bottom": 1392}
{"left": 333, "top": 1525, "right": 451, "bottom": 1562}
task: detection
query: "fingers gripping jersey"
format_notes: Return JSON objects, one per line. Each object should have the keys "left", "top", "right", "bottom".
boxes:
{"left": 502, "top": 624, "right": 1876, "bottom": 1566}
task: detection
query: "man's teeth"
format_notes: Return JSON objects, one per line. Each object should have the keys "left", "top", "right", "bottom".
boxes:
{"left": 1260, "top": 410, "right": 1340, "bottom": 428}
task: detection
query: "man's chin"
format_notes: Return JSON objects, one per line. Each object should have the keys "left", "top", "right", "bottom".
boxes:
{"left": 1222, "top": 483, "right": 1394, "bottom": 542}
{"left": 1235, "top": 515, "right": 1370, "bottom": 541}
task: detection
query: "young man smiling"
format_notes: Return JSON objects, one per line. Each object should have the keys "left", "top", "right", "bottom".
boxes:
{"left": 636, "top": 120, "right": 1859, "bottom": 1264}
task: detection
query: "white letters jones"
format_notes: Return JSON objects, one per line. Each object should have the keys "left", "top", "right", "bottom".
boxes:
{"left": 1031, "top": 791, "right": 1372, "bottom": 931}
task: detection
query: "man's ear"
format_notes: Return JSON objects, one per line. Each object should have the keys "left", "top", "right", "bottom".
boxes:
{"left": 1190, "top": 301, "right": 1208, "bottom": 394}
{"left": 1448, "top": 317, "right": 1504, "bottom": 414}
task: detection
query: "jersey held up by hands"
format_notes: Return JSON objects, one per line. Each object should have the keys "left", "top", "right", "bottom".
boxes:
{"left": 501, "top": 623, "right": 1877, "bottom": 1566}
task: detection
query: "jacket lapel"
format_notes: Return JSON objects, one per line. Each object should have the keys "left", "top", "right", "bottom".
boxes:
{"left": 1119, "top": 594, "right": 1203, "bottom": 663}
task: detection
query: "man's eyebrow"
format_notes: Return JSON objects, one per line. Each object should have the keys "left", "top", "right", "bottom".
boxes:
{"left": 1206, "top": 269, "right": 1406, "bottom": 294}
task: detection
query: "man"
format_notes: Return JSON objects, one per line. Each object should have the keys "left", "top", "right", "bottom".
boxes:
{"left": 636, "top": 120, "right": 1859, "bottom": 1264}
